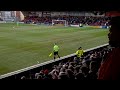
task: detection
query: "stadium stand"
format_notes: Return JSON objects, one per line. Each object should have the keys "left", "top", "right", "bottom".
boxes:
{"left": 24, "top": 16, "right": 111, "bottom": 26}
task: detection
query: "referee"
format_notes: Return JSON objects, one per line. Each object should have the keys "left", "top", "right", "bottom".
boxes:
{"left": 53, "top": 43, "right": 60, "bottom": 60}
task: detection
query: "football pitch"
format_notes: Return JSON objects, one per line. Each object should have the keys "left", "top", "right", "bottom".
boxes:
{"left": 0, "top": 23, "right": 109, "bottom": 75}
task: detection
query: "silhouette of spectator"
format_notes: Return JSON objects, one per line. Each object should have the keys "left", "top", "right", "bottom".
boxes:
{"left": 87, "top": 61, "right": 98, "bottom": 80}
{"left": 98, "top": 16, "right": 120, "bottom": 80}
{"left": 75, "top": 72, "right": 85, "bottom": 80}
{"left": 66, "top": 69, "right": 75, "bottom": 79}
{"left": 80, "top": 66, "right": 89, "bottom": 79}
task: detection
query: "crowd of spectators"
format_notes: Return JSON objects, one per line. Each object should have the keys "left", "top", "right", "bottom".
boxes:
{"left": 21, "top": 46, "right": 112, "bottom": 79}
{"left": 23, "top": 15, "right": 111, "bottom": 26}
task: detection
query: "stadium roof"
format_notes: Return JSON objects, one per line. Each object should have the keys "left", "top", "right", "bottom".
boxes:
{"left": 0, "top": 0, "right": 120, "bottom": 11}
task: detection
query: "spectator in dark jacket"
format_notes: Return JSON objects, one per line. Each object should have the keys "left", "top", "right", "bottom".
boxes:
{"left": 98, "top": 16, "right": 120, "bottom": 80}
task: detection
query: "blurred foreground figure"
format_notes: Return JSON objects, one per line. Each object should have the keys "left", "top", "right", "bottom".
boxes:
{"left": 98, "top": 16, "right": 120, "bottom": 80}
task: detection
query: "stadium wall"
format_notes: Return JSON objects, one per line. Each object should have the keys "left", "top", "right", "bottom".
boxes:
{"left": 80, "top": 24, "right": 109, "bottom": 29}
{"left": 70, "top": 25, "right": 108, "bottom": 29}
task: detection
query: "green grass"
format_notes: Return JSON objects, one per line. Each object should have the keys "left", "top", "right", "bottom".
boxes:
{"left": 0, "top": 23, "right": 109, "bottom": 75}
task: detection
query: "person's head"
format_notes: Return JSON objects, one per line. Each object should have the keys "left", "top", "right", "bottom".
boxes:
{"left": 78, "top": 47, "right": 82, "bottom": 50}
{"left": 58, "top": 73, "right": 68, "bottom": 79}
{"left": 66, "top": 69, "right": 75, "bottom": 79}
{"left": 108, "top": 16, "right": 120, "bottom": 47}
{"left": 68, "top": 65, "right": 74, "bottom": 72}
{"left": 60, "top": 67, "right": 66, "bottom": 72}
{"left": 21, "top": 76, "right": 26, "bottom": 79}
{"left": 89, "top": 61, "right": 98, "bottom": 73}
{"left": 54, "top": 43, "right": 57, "bottom": 46}
{"left": 75, "top": 72, "right": 84, "bottom": 80}
{"left": 44, "top": 69, "right": 49, "bottom": 75}
{"left": 35, "top": 73, "right": 40, "bottom": 78}
{"left": 36, "top": 75, "right": 43, "bottom": 79}
{"left": 80, "top": 66, "right": 89, "bottom": 75}
{"left": 74, "top": 65, "right": 80, "bottom": 73}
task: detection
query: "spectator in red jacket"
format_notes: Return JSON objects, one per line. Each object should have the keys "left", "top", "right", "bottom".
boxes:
{"left": 98, "top": 16, "right": 120, "bottom": 80}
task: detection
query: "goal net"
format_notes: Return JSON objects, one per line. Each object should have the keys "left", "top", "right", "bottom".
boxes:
{"left": 52, "top": 20, "right": 68, "bottom": 27}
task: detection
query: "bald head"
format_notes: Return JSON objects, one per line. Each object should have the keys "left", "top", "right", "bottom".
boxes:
{"left": 110, "top": 16, "right": 120, "bottom": 30}
{"left": 108, "top": 16, "right": 120, "bottom": 47}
